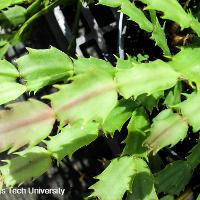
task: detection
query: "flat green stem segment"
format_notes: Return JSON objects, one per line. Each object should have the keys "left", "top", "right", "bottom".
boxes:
{"left": 0, "top": 99, "right": 55, "bottom": 153}
{"left": 47, "top": 69, "right": 118, "bottom": 125}
{"left": 177, "top": 92, "right": 200, "bottom": 132}
{"left": 46, "top": 121, "right": 99, "bottom": 162}
{"left": 16, "top": 47, "right": 73, "bottom": 92}
{"left": 116, "top": 60, "right": 179, "bottom": 99}
{"left": 89, "top": 156, "right": 157, "bottom": 200}
{"left": 0, "top": 60, "right": 26, "bottom": 105}
{"left": 0, "top": 147, "right": 52, "bottom": 187}
{"left": 144, "top": 109, "right": 188, "bottom": 154}
{"left": 89, "top": 157, "right": 155, "bottom": 200}
{"left": 155, "top": 160, "right": 193, "bottom": 195}
{"left": 142, "top": 0, "right": 200, "bottom": 36}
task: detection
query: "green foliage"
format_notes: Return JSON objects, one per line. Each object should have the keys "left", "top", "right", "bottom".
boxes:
{"left": 102, "top": 99, "right": 136, "bottom": 136}
{"left": 155, "top": 161, "right": 193, "bottom": 195}
{"left": 142, "top": 0, "right": 200, "bottom": 36}
{"left": 74, "top": 56, "right": 114, "bottom": 75}
{"left": 0, "top": 146, "right": 52, "bottom": 187}
{"left": 160, "top": 195, "right": 174, "bottom": 200}
{"left": 0, "top": 0, "right": 200, "bottom": 199}
{"left": 0, "top": 6, "right": 27, "bottom": 27}
{"left": 16, "top": 47, "right": 73, "bottom": 92}
{"left": 177, "top": 92, "right": 200, "bottom": 132}
{"left": 46, "top": 121, "right": 99, "bottom": 162}
{"left": 98, "top": 0, "right": 171, "bottom": 55}
{"left": 164, "top": 82, "right": 182, "bottom": 107}
{"left": 0, "top": 0, "right": 69, "bottom": 59}
{"left": 46, "top": 69, "right": 118, "bottom": 125}
{"left": 155, "top": 141, "right": 200, "bottom": 195}
{"left": 116, "top": 60, "right": 179, "bottom": 99}
{"left": 89, "top": 157, "right": 154, "bottom": 200}
{"left": 144, "top": 109, "right": 188, "bottom": 154}
{"left": 170, "top": 47, "right": 200, "bottom": 86}
{"left": 0, "top": 0, "right": 24, "bottom": 10}
{"left": 0, "top": 99, "right": 55, "bottom": 153}
{"left": 0, "top": 60, "right": 26, "bottom": 105}
{"left": 150, "top": 10, "right": 171, "bottom": 56}
{"left": 186, "top": 140, "right": 200, "bottom": 170}
{"left": 126, "top": 158, "right": 158, "bottom": 200}
{"left": 98, "top": 0, "right": 123, "bottom": 7}
{"left": 0, "top": 41, "right": 9, "bottom": 59}
{"left": 120, "top": 1, "right": 153, "bottom": 32}
{"left": 122, "top": 107, "right": 149, "bottom": 157}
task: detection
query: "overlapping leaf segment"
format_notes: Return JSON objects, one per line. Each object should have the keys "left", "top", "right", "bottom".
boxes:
{"left": 0, "top": 0, "right": 200, "bottom": 199}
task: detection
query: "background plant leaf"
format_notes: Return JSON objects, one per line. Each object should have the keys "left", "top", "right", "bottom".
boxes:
{"left": 150, "top": 10, "right": 170, "bottom": 56}
{"left": 120, "top": 1, "right": 153, "bottom": 32}
{"left": 0, "top": 6, "right": 27, "bottom": 27}
{"left": 154, "top": 160, "right": 193, "bottom": 195}
{"left": 170, "top": 47, "right": 200, "bottom": 86}
{"left": 177, "top": 92, "right": 200, "bottom": 132}
{"left": 142, "top": 0, "right": 200, "bottom": 36}
{"left": 186, "top": 140, "right": 200, "bottom": 170}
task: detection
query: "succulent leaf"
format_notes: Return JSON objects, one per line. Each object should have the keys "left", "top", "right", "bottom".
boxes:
{"left": 177, "top": 92, "right": 200, "bottom": 132}
{"left": 46, "top": 121, "right": 99, "bottom": 162}
{"left": 16, "top": 47, "right": 73, "bottom": 92}
{"left": 116, "top": 60, "right": 179, "bottom": 99}
{"left": 127, "top": 158, "right": 158, "bottom": 200}
{"left": 0, "top": 99, "right": 55, "bottom": 153}
{"left": 0, "top": 146, "right": 52, "bottom": 187}
{"left": 0, "top": 60, "right": 26, "bottom": 105}
{"left": 142, "top": 0, "right": 200, "bottom": 36}
{"left": 47, "top": 70, "right": 118, "bottom": 125}
{"left": 154, "top": 161, "right": 193, "bottom": 195}
{"left": 122, "top": 107, "right": 149, "bottom": 157}
{"left": 89, "top": 157, "right": 150, "bottom": 200}
{"left": 102, "top": 99, "right": 137, "bottom": 136}
{"left": 144, "top": 109, "right": 188, "bottom": 154}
